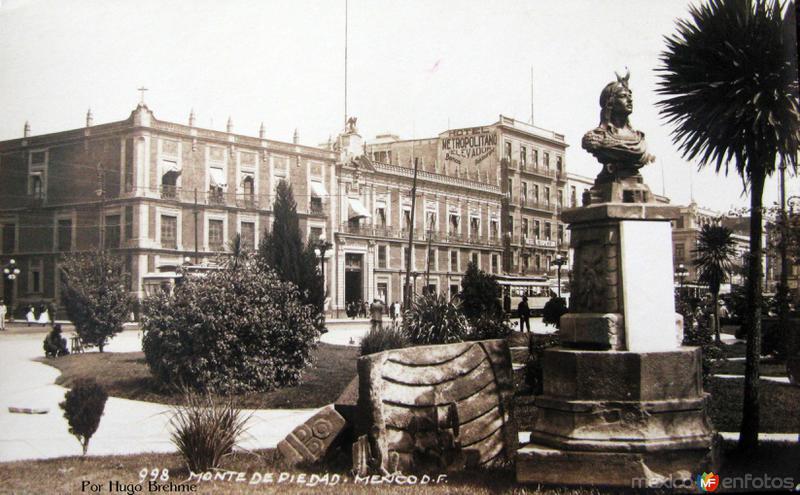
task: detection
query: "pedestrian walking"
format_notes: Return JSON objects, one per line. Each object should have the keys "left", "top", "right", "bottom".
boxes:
{"left": 38, "top": 306, "right": 50, "bottom": 327}
{"left": 369, "top": 298, "right": 384, "bottom": 333}
{"left": 0, "top": 299, "right": 6, "bottom": 330}
{"left": 26, "top": 306, "right": 36, "bottom": 327}
{"left": 518, "top": 296, "right": 531, "bottom": 333}
{"left": 393, "top": 300, "right": 401, "bottom": 324}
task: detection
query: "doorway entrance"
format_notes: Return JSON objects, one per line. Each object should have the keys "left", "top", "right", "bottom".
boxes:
{"left": 344, "top": 253, "right": 363, "bottom": 315}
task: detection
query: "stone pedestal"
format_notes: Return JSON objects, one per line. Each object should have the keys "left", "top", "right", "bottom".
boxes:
{"left": 516, "top": 202, "right": 717, "bottom": 487}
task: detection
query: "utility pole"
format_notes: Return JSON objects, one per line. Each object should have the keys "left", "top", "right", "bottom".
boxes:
{"left": 778, "top": 159, "right": 790, "bottom": 356}
{"left": 404, "top": 158, "right": 419, "bottom": 308}
{"left": 96, "top": 163, "right": 105, "bottom": 249}
{"left": 194, "top": 188, "right": 199, "bottom": 264}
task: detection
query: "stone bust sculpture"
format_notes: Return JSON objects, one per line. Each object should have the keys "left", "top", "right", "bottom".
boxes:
{"left": 582, "top": 70, "right": 655, "bottom": 183}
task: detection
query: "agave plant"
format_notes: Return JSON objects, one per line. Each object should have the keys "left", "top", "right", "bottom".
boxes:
{"left": 402, "top": 292, "right": 469, "bottom": 346}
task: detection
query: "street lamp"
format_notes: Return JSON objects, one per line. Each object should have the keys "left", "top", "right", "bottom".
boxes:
{"left": 313, "top": 236, "right": 333, "bottom": 298}
{"left": 3, "top": 259, "right": 21, "bottom": 319}
{"left": 553, "top": 254, "right": 567, "bottom": 298}
{"left": 675, "top": 263, "right": 689, "bottom": 292}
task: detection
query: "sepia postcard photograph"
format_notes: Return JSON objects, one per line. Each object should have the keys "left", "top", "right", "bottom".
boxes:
{"left": 0, "top": 0, "right": 798, "bottom": 493}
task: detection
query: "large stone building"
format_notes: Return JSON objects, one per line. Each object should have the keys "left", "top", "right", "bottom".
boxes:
{"left": 0, "top": 104, "right": 337, "bottom": 318}
{"left": 0, "top": 107, "right": 572, "bottom": 318}
{"left": 365, "top": 115, "right": 570, "bottom": 278}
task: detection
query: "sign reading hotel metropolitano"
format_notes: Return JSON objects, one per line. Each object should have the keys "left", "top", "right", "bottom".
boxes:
{"left": 440, "top": 126, "right": 497, "bottom": 166}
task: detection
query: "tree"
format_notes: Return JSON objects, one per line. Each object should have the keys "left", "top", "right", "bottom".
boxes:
{"left": 258, "top": 181, "right": 324, "bottom": 321}
{"left": 693, "top": 224, "right": 737, "bottom": 343}
{"left": 657, "top": 0, "right": 800, "bottom": 452}
{"left": 59, "top": 379, "right": 108, "bottom": 455}
{"left": 460, "top": 261, "right": 503, "bottom": 320}
{"left": 60, "top": 252, "right": 134, "bottom": 352}
{"left": 142, "top": 253, "right": 319, "bottom": 394}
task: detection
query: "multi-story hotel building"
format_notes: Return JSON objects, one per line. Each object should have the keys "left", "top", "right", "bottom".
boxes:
{"left": 0, "top": 107, "right": 571, "bottom": 318}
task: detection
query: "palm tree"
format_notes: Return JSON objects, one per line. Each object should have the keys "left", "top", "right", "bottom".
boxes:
{"left": 694, "top": 224, "right": 737, "bottom": 343}
{"left": 657, "top": 0, "right": 799, "bottom": 452}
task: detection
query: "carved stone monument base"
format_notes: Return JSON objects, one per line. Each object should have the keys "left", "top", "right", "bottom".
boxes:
{"left": 516, "top": 348, "right": 717, "bottom": 486}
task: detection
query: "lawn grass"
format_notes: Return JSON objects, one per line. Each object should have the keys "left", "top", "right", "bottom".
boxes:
{"left": 39, "top": 343, "right": 358, "bottom": 409}
{"left": 706, "top": 376, "right": 800, "bottom": 432}
{"left": 1, "top": 443, "right": 797, "bottom": 494}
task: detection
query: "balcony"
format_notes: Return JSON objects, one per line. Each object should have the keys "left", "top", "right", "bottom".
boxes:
{"left": 337, "top": 223, "right": 502, "bottom": 247}
{"left": 308, "top": 199, "right": 328, "bottom": 217}
{"left": 519, "top": 198, "right": 556, "bottom": 212}
{"left": 236, "top": 195, "right": 259, "bottom": 209}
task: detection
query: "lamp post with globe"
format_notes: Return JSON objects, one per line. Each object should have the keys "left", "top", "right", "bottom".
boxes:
{"left": 313, "top": 236, "right": 333, "bottom": 298}
{"left": 553, "top": 254, "right": 567, "bottom": 298}
{"left": 3, "top": 259, "right": 21, "bottom": 320}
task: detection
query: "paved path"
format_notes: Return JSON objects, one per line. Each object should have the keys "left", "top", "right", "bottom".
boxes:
{"left": 0, "top": 329, "right": 317, "bottom": 463}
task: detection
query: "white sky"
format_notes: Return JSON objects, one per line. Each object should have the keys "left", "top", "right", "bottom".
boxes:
{"left": 1, "top": 0, "right": 797, "bottom": 212}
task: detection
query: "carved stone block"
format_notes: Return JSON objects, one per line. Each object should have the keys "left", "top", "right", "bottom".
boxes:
{"left": 277, "top": 405, "right": 346, "bottom": 466}
{"left": 560, "top": 312, "right": 624, "bottom": 349}
{"left": 355, "top": 339, "right": 517, "bottom": 474}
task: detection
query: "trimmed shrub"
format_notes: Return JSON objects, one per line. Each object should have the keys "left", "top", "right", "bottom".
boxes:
{"left": 43, "top": 324, "right": 69, "bottom": 358}
{"left": 142, "top": 258, "right": 319, "bottom": 394}
{"left": 524, "top": 333, "right": 561, "bottom": 395}
{"left": 360, "top": 324, "right": 409, "bottom": 356}
{"left": 402, "top": 293, "right": 469, "bottom": 346}
{"left": 542, "top": 297, "right": 568, "bottom": 328}
{"left": 60, "top": 252, "right": 134, "bottom": 352}
{"left": 459, "top": 262, "right": 503, "bottom": 320}
{"left": 170, "top": 392, "right": 250, "bottom": 473}
{"left": 59, "top": 379, "right": 108, "bottom": 455}
{"left": 467, "top": 313, "right": 513, "bottom": 341}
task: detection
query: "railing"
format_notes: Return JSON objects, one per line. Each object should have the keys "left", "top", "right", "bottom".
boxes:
{"left": 338, "top": 223, "right": 503, "bottom": 247}
{"left": 518, "top": 198, "right": 556, "bottom": 212}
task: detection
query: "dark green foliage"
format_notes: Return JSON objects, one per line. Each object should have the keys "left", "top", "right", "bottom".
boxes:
{"left": 402, "top": 292, "right": 469, "bottom": 346}
{"left": 169, "top": 392, "right": 250, "bottom": 473}
{"left": 542, "top": 297, "right": 568, "bottom": 329}
{"left": 677, "top": 296, "right": 723, "bottom": 384}
{"left": 459, "top": 262, "right": 503, "bottom": 319}
{"left": 694, "top": 224, "right": 737, "bottom": 342}
{"left": 141, "top": 256, "right": 319, "bottom": 394}
{"left": 466, "top": 313, "right": 513, "bottom": 341}
{"left": 359, "top": 324, "right": 409, "bottom": 356}
{"left": 59, "top": 379, "right": 108, "bottom": 455}
{"left": 258, "top": 181, "right": 325, "bottom": 325}
{"left": 524, "top": 333, "right": 561, "bottom": 395}
{"left": 43, "top": 324, "right": 69, "bottom": 358}
{"left": 657, "top": 0, "right": 799, "bottom": 452}
{"left": 60, "top": 252, "right": 134, "bottom": 352}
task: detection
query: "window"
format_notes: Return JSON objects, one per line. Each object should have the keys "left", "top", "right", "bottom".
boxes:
{"left": 676, "top": 217, "right": 685, "bottom": 229}
{"left": 241, "top": 221, "right": 255, "bottom": 251}
{"left": 209, "top": 166, "right": 226, "bottom": 205}
{"left": 161, "top": 159, "right": 180, "bottom": 199}
{"left": 522, "top": 218, "right": 529, "bottom": 238}
{"left": 543, "top": 152, "right": 550, "bottom": 169}
{"left": 209, "top": 219, "right": 224, "bottom": 251}
{"left": 30, "top": 261, "right": 42, "bottom": 294}
{"left": 532, "top": 149, "right": 539, "bottom": 166}
{"left": 507, "top": 178, "right": 513, "bottom": 198}
{"left": 403, "top": 208, "right": 412, "bottom": 231}
{"left": 471, "top": 252, "right": 479, "bottom": 266}
{"left": 425, "top": 210, "right": 436, "bottom": 232}
{"left": 378, "top": 245, "right": 387, "bottom": 269}
{"left": 545, "top": 222, "right": 552, "bottom": 240}
{"left": 427, "top": 246, "right": 436, "bottom": 270}
{"left": 522, "top": 182, "right": 528, "bottom": 203}
{"left": 104, "top": 215, "right": 120, "bottom": 249}
{"left": 469, "top": 216, "right": 480, "bottom": 238}
{"left": 508, "top": 215, "right": 514, "bottom": 235}
{"left": 558, "top": 190, "right": 563, "bottom": 208}
{"left": 1, "top": 223, "right": 15, "bottom": 254}
{"left": 450, "top": 284, "right": 460, "bottom": 299}
{"left": 675, "top": 244, "right": 685, "bottom": 260}
{"left": 57, "top": 219, "right": 72, "bottom": 251}
{"left": 242, "top": 174, "right": 255, "bottom": 197}
{"left": 376, "top": 207, "right": 387, "bottom": 228}
{"left": 310, "top": 196, "right": 323, "bottom": 214}
{"left": 504, "top": 141, "right": 512, "bottom": 161}
{"left": 523, "top": 254, "right": 530, "bottom": 270}
{"left": 534, "top": 220, "right": 541, "bottom": 238}
{"left": 450, "top": 250, "right": 458, "bottom": 272}
{"left": 161, "top": 215, "right": 177, "bottom": 249}
{"left": 535, "top": 254, "right": 541, "bottom": 270}
{"left": 491, "top": 254, "right": 499, "bottom": 273}
{"left": 558, "top": 225, "right": 564, "bottom": 244}
{"left": 449, "top": 214, "right": 460, "bottom": 235}
{"left": 556, "top": 156, "right": 563, "bottom": 172}
{"left": 309, "top": 227, "right": 323, "bottom": 243}
{"left": 377, "top": 282, "right": 388, "bottom": 303}
{"left": 544, "top": 186, "right": 551, "bottom": 206}
{"left": 520, "top": 146, "right": 527, "bottom": 169}
{"left": 533, "top": 184, "right": 539, "bottom": 202}
{"left": 125, "top": 206, "right": 134, "bottom": 241}
{"left": 490, "top": 219, "right": 499, "bottom": 239}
